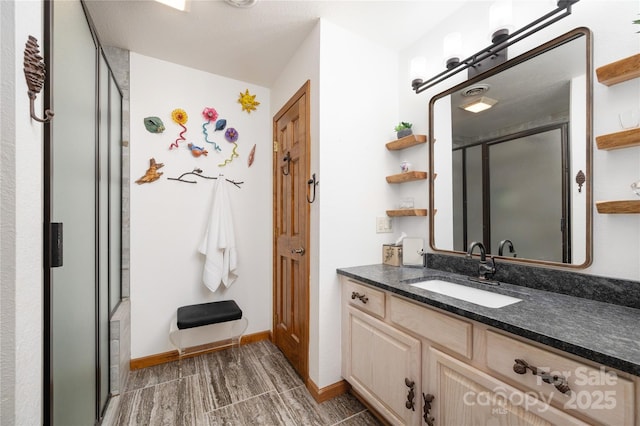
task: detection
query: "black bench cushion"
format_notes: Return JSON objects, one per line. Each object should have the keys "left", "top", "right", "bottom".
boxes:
{"left": 177, "top": 300, "right": 242, "bottom": 330}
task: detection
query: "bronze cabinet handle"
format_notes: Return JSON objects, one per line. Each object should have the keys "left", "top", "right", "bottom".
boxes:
{"left": 350, "top": 291, "right": 368, "bottom": 304}
{"left": 405, "top": 378, "right": 415, "bottom": 411}
{"left": 513, "top": 359, "right": 571, "bottom": 394}
{"left": 423, "top": 393, "right": 435, "bottom": 425}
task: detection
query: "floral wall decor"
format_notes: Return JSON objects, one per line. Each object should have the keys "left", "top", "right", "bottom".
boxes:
{"left": 170, "top": 108, "right": 188, "bottom": 150}
{"left": 238, "top": 89, "right": 260, "bottom": 113}
{"left": 201, "top": 107, "right": 222, "bottom": 152}
{"left": 144, "top": 116, "right": 165, "bottom": 133}
{"left": 218, "top": 127, "right": 240, "bottom": 167}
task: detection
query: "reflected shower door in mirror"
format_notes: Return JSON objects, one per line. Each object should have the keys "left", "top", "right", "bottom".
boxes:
{"left": 453, "top": 125, "right": 570, "bottom": 263}
{"left": 430, "top": 27, "right": 592, "bottom": 267}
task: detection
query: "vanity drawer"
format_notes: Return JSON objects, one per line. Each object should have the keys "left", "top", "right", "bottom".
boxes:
{"left": 389, "top": 296, "right": 472, "bottom": 359}
{"left": 486, "top": 330, "right": 635, "bottom": 426}
{"left": 344, "top": 279, "right": 385, "bottom": 319}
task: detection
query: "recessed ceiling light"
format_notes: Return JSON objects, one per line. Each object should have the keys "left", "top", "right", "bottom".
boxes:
{"left": 154, "top": 0, "right": 189, "bottom": 12}
{"left": 225, "top": 0, "right": 258, "bottom": 8}
{"left": 460, "top": 96, "right": 498, "bottom": 113}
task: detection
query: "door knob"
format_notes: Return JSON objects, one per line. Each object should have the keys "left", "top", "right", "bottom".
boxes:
{"left": 291, "top": 247, "right": 305, "bottom": 255}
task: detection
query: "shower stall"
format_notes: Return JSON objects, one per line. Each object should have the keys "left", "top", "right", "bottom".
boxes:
{"left": 44, "top": 1, "right": 123, "bottom": 423}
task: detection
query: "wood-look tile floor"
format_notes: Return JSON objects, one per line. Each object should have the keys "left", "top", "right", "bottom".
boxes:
{"left": 115, "top": 340, "right": 382, "bottom": 425}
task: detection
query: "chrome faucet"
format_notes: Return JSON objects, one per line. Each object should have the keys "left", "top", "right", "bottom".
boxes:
{"left": 498, "top": 239, "right": 517, "bottom": 257}
{"left": 466, "top": 241, "right": 496, "bottom": 281}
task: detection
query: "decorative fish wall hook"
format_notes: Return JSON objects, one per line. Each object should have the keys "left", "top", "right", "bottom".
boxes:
{"left": 23, "top": 36, "right": 54, "bottom": 123}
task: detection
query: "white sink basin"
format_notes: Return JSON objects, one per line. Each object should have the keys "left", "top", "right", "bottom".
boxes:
{"left": 410, "top": 280, "right": 522, "bottom": 308}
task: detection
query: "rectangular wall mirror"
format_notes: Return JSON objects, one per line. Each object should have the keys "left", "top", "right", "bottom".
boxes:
{"left": 429, "top": 27, "right": 592, "bottom": 268}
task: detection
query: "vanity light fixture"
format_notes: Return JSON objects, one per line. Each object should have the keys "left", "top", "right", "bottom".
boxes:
{"left": 412, "top": 0, "right": 580, "bottom": 94}
{"left": 467, "top": 0, "right": 514, "bottom": 78}
{"left": 443, "top": 32, "right": 463, "bottom": 70}
{"left": 410, "top": 57, "right": 427, "bottom": 90}
{"left": 489, "top": 0, "right": 513, "bottom": 44}
{"left": 460, "top": 96, "right": 498, "bottom": 113}
{"left": 154, "top": 0, "right": 189, "bottom": 11}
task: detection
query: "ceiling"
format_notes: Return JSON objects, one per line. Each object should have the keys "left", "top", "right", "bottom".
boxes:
{"left": 83, "top": 0, "right": 470, "bottom": 87}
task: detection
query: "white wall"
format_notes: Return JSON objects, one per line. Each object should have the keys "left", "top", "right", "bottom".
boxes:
{"left": 0, "top": 1, "right": 44, "bottom": 424}
{"left": 317, "top": 20, "right": 400, "bottom": 387}
{"left": 399, "top": 0, "right": 640, "bottom": 281}
{"left": 129, "top": 53, "right": 272, "bottom": 358}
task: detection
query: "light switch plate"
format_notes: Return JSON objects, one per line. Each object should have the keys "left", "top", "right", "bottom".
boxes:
{"left": 376, "top": 217, "right": 392, "bottom": 233}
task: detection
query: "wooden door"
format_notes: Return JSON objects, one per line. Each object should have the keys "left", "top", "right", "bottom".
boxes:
{"left": 427, "top": 348, "right": 588, "bottom": 426}
{"left": 273, "top": 81, "right": 310, "bottom": 380}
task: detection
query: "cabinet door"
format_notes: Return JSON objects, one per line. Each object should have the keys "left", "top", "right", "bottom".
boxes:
{"left": 426, "top": 348, "right": 589, "bottom": 426}
{"left": 345, "top": 306, "right": 421, "bottom": 425}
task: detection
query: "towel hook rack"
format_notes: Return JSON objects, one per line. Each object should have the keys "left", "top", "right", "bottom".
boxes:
{"left": 307, "top": 173, "right": 319, "bottom": 203}
{"left": 168, "top": 168, "right": 244, "bottom": 188}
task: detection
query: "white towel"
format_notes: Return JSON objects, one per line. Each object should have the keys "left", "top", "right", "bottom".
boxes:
{"left": 198, "top": 178, "right": 238, "bottom": 292}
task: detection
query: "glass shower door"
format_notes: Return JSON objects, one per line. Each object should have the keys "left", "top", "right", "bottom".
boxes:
{"left": 50, "top": 1, "right": 98, "bottom": 424}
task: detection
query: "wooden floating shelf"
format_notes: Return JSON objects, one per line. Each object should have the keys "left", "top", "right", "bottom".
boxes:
{"left": 595, "top": 127, "right": 640, "bottom": 150}
{"left": 386, "top": 134, "right": 427, "bottom": 151}
{"left": 386, "top": 171, "right": 428, "bottom": 184}
{"left": 596, "top": 53, "right": 640, "bottom": 86}
{"left": 386, "top": 209, "right": 428, "bottom": 217}
{"left": 596, "top": 200, "right": 640, "bottom": 214}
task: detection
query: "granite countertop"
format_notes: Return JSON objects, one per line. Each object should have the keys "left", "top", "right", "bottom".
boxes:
{"left": 337, "top": 264, "right": 640, "bottom": 377}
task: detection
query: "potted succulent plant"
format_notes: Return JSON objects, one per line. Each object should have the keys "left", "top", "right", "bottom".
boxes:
{"left": 395, "top": 122, "right": 413, "bottom": 139}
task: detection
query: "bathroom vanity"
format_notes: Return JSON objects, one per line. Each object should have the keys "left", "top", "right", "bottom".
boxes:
{"left": 338, "top": 265, "right": 640, "bottom": 426}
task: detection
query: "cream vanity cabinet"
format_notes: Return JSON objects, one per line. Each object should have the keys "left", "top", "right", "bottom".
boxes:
{"left": 343, "top": 279, "right": 423, "bottom": 424}
{"left": 341, "top": 276, "right": 637, "bottom": 425}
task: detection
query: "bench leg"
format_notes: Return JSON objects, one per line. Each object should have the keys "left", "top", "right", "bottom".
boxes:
{"left": 229, "top": 317, "right": 248, "bottom": 362}
{"left": 169, "top": 315, "right": 249, "bottom": 360}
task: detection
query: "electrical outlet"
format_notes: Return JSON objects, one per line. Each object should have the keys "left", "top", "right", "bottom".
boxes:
{"left": 376, "top": 217, "right": 392, "bottom": 233}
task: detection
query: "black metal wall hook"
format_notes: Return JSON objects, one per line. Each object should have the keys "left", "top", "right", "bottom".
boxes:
{"left": 307, "top": 173, "right": 319, "bottom": 203}
{"left": 282, "top": 151, "right": 291, "bottom": 176}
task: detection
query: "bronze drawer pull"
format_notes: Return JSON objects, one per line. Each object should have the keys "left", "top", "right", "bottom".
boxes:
{"left": 423, "top": 393, "right": 435, "bottom": 425}
{"left": 351, "top": 291, "right": 368, "bottom": 304}
{"left": 513, "top": 358, "right": 571, "bottom": 394}
{"left": 405, "top": 378, "right": 415, "bottom": 411}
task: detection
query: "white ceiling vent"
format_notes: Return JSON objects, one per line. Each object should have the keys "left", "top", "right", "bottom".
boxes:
{"left": 461, "top": 84, "right": 491, "bottom": 97}
{"left": 225, "top": 0, "right": 258, "bottom": 8}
